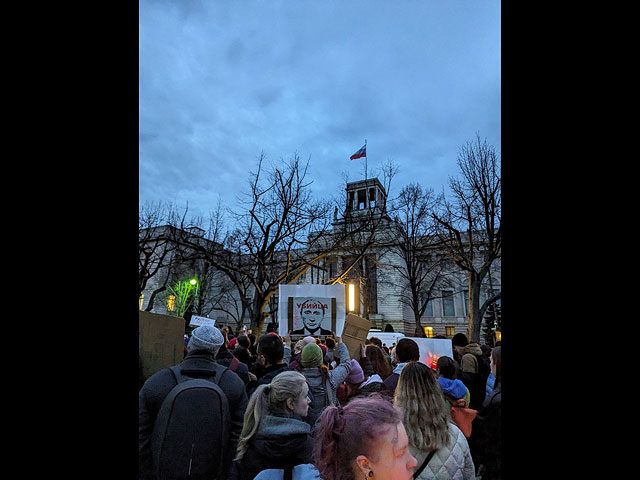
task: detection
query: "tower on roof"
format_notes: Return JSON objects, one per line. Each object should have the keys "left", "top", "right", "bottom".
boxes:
{"left": 345, "top": 178, "right": 387, "bottom": 216}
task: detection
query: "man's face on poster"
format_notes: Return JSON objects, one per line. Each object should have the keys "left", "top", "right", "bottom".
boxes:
{"left": 301, "top": 300, "right": 325, "bottom": 331}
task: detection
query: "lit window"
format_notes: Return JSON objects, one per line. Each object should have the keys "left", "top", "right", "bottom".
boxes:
{"left": 424, "top": 326, "right": 433, "bottom": 338}
{"left": 496, "top": 331, "right": 501, "bottom": 341}
{"left": 446, "top": 326, "right": 455, "bottom": 338}
{"left": 442, "top": 290, "right": 455, "bottom": 316}
{"left": 139, "top": 294, "right": 144, "bottom": 310}
{"left": 167, "top": 295, "right": 176, "bottom": 312}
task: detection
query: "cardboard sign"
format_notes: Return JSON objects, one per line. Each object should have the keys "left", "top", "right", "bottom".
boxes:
{"left": 139, "top": 311, "right": 185, "bottom": 381}
{"left": 405, "top": 337, "right": 454, "bottom": 370}
{"left": 189, "top": 315, "right": 216, "bottom": 328}
{"left": 341, "top": 313, "right": 371, "bottom": 361}
{"left": 278, "top": 284, "right": 346, "bottom": 337}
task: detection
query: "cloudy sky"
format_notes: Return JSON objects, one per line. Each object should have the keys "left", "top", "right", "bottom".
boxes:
{"left": 139, "top": 0, "right": 500, "bottom": 221}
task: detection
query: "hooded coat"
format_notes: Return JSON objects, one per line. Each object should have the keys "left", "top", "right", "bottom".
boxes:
{"left": 459, "top": 343, "right": 488, "bottom": 411}
{"left": 228, "top": 414, "right": 313, "bottom": 480}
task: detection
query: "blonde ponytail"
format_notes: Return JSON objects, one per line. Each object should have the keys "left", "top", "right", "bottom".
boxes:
{"left": 234, "top": 371, "right": 308, "bottom": 461}
{"left": 235, "top": 384, "right": 270, "bottom": 461}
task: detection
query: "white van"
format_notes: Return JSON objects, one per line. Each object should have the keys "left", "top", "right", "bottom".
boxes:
{"left": 366, "top": 330, "right": 405, "bottom": 348}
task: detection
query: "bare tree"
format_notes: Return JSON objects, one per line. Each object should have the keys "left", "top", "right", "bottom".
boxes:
{"left": 432, "top": 133, "right": 501, "bottom": 342}
{"left": 318, "top": 159, "right": 398, "bottom": 324}
{"left": 386, "top": 183, "right": 448, "bottom": 336}
{"left": 138, "top": 202, "right": 184, "bottom": 311}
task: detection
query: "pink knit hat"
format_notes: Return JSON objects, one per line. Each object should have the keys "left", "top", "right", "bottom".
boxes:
{"left": 345, "top": 359, "right": 364, "bottom": 384}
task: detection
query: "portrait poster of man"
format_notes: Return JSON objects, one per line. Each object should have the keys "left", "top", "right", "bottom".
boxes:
{"left": 278, "top": 284, "right": 346, "bottom": 337}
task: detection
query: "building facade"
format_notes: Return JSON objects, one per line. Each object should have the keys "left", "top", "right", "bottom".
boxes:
{"left": 139, "top": 178, "right": 501, "bottom": 342}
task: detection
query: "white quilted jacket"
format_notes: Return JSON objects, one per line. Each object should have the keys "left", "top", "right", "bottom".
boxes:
{"left": 410, "top": 423, "right": 476, "bottom": 480}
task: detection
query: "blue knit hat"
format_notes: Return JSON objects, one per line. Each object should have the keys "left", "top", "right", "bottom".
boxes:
{"left": 437, "top": 377, "right": 467, "bottom": 399}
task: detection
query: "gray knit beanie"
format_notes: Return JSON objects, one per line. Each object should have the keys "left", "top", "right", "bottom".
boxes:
{"left": 188, "top": 325, "right": 224, "bottom": 354}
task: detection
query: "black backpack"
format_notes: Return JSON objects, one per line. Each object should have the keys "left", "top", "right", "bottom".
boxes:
{"left": 151, "top": 364, "right": 231, "bottom": 480}
{"left": 475, "top": 354, "right": 491, "bottom": 384}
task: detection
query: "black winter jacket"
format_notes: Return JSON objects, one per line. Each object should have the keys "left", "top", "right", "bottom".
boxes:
{"left": 228, "top": 414, "right": 313, "bottom": 480}
{"left": 216, "top": 350, "right": 251, "bottom": 385}
{"left": 138, "top": 351, "right": 248, "bottom": 480}
{"left": 469, "top": 385, "right": 501, "bottom": 479}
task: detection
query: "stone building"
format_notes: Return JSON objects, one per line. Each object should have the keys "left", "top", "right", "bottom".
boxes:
{"left": 139, "top": 177, "right": 500, "bottom": 342}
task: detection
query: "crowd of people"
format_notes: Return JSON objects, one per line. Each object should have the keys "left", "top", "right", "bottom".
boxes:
{"left": 139, "top": 325, "right": 501, "bottom": 480}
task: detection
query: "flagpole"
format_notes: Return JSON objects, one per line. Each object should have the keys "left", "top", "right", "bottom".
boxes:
{"left": 364, "top": 139, "right": 367, "bottom": 181}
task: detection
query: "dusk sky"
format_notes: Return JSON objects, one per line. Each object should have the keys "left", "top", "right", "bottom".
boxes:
{"left": 139, "top": 0, "right": 500, "bottom": 222}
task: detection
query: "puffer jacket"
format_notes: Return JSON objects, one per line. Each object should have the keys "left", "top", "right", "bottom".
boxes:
{"left": 411, "top": 423, "right": 475, "bottom": 480}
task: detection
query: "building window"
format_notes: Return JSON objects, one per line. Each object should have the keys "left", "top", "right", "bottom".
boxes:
{"left": 424, "top": 299, "right": 433, "bottom": 316}
{"left": 167, "top": 295, "right": 176, "bottom": 312}
{"left": 139, "top": 294, "right": 144, "bottom": 311}
{"left": 464, "top": 290, "right": 469, "bottom": 316}
{"left": 442, "top": 290, "right": 455, "bottom": 316}
{"left": 357, "top": 189, "right": 366, "bottom": 209}
{"left": 445, "top": 326, "right": 456, "bottom": 338}
{"left": 424, "top": 326, "right": 433, "bottom": 338}
{"left": 369, "top": 187, "right": 376, "bottom": 208}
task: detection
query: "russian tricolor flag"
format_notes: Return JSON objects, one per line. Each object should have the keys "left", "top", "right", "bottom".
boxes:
{"left": 350, "top": 144, "right": 366, "bottom": 160}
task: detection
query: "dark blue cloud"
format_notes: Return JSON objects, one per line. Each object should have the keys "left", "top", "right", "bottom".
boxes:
{"left": 140, "top": 0, "right": 500, "bottom": 219}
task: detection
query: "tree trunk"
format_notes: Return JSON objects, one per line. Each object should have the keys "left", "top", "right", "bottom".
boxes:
{"left": 467, "top": 275, "right": 483, "bottom": 343}
{"left": 414, "top": 314, "right": 427, "bottom": 337}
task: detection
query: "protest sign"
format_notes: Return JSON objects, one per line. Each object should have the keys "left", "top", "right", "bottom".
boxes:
{"left": 341, "top": 313, "right": 371, "bottom": 360}
{"left": 405, "top": 337, "right": 454, "bottom": 370}
{"left": 139, "top": 311, "right": 184, "bottom": 381}
{"left": 189, "top": 315, "right": 216, "bottom": 328}
{"left": 278, "top": 284, "right": 346, "bottom": 337}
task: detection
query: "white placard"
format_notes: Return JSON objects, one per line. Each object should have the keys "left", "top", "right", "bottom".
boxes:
{"left": 405, "top": 337, "right": 454, "bottom": 370}
{"left": 278, "top": 284, "right": 346, "bottom": 336}
{"left": 189, "top": 315, "right": 216, "bottom": 328}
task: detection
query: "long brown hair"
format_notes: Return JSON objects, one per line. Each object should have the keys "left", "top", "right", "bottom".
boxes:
{"left": 394, "top": 362, "right": 450, "bottom": 452}
{"left": 366, "top": 345, "right": 391, "bottom": 379}
{"left": 297, "top": 362, "right": 329, "bottom": 381}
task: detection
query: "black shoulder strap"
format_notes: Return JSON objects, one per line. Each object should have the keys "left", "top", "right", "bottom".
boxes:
{"left": 283, "top": 464, "right": 293, "bottom": 480}
{"left": 413, "top": 450, "right": 437, "bottom": 479}
{"left": 169, "top": 364, "right": 230, "bottom": 386}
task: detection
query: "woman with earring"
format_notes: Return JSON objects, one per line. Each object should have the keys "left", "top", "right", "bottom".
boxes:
{"left": 314, "top": 395, "right": 418, "bottom": 480}
{"left": 228, "top": 371, "right": 313, "bottom": 480}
